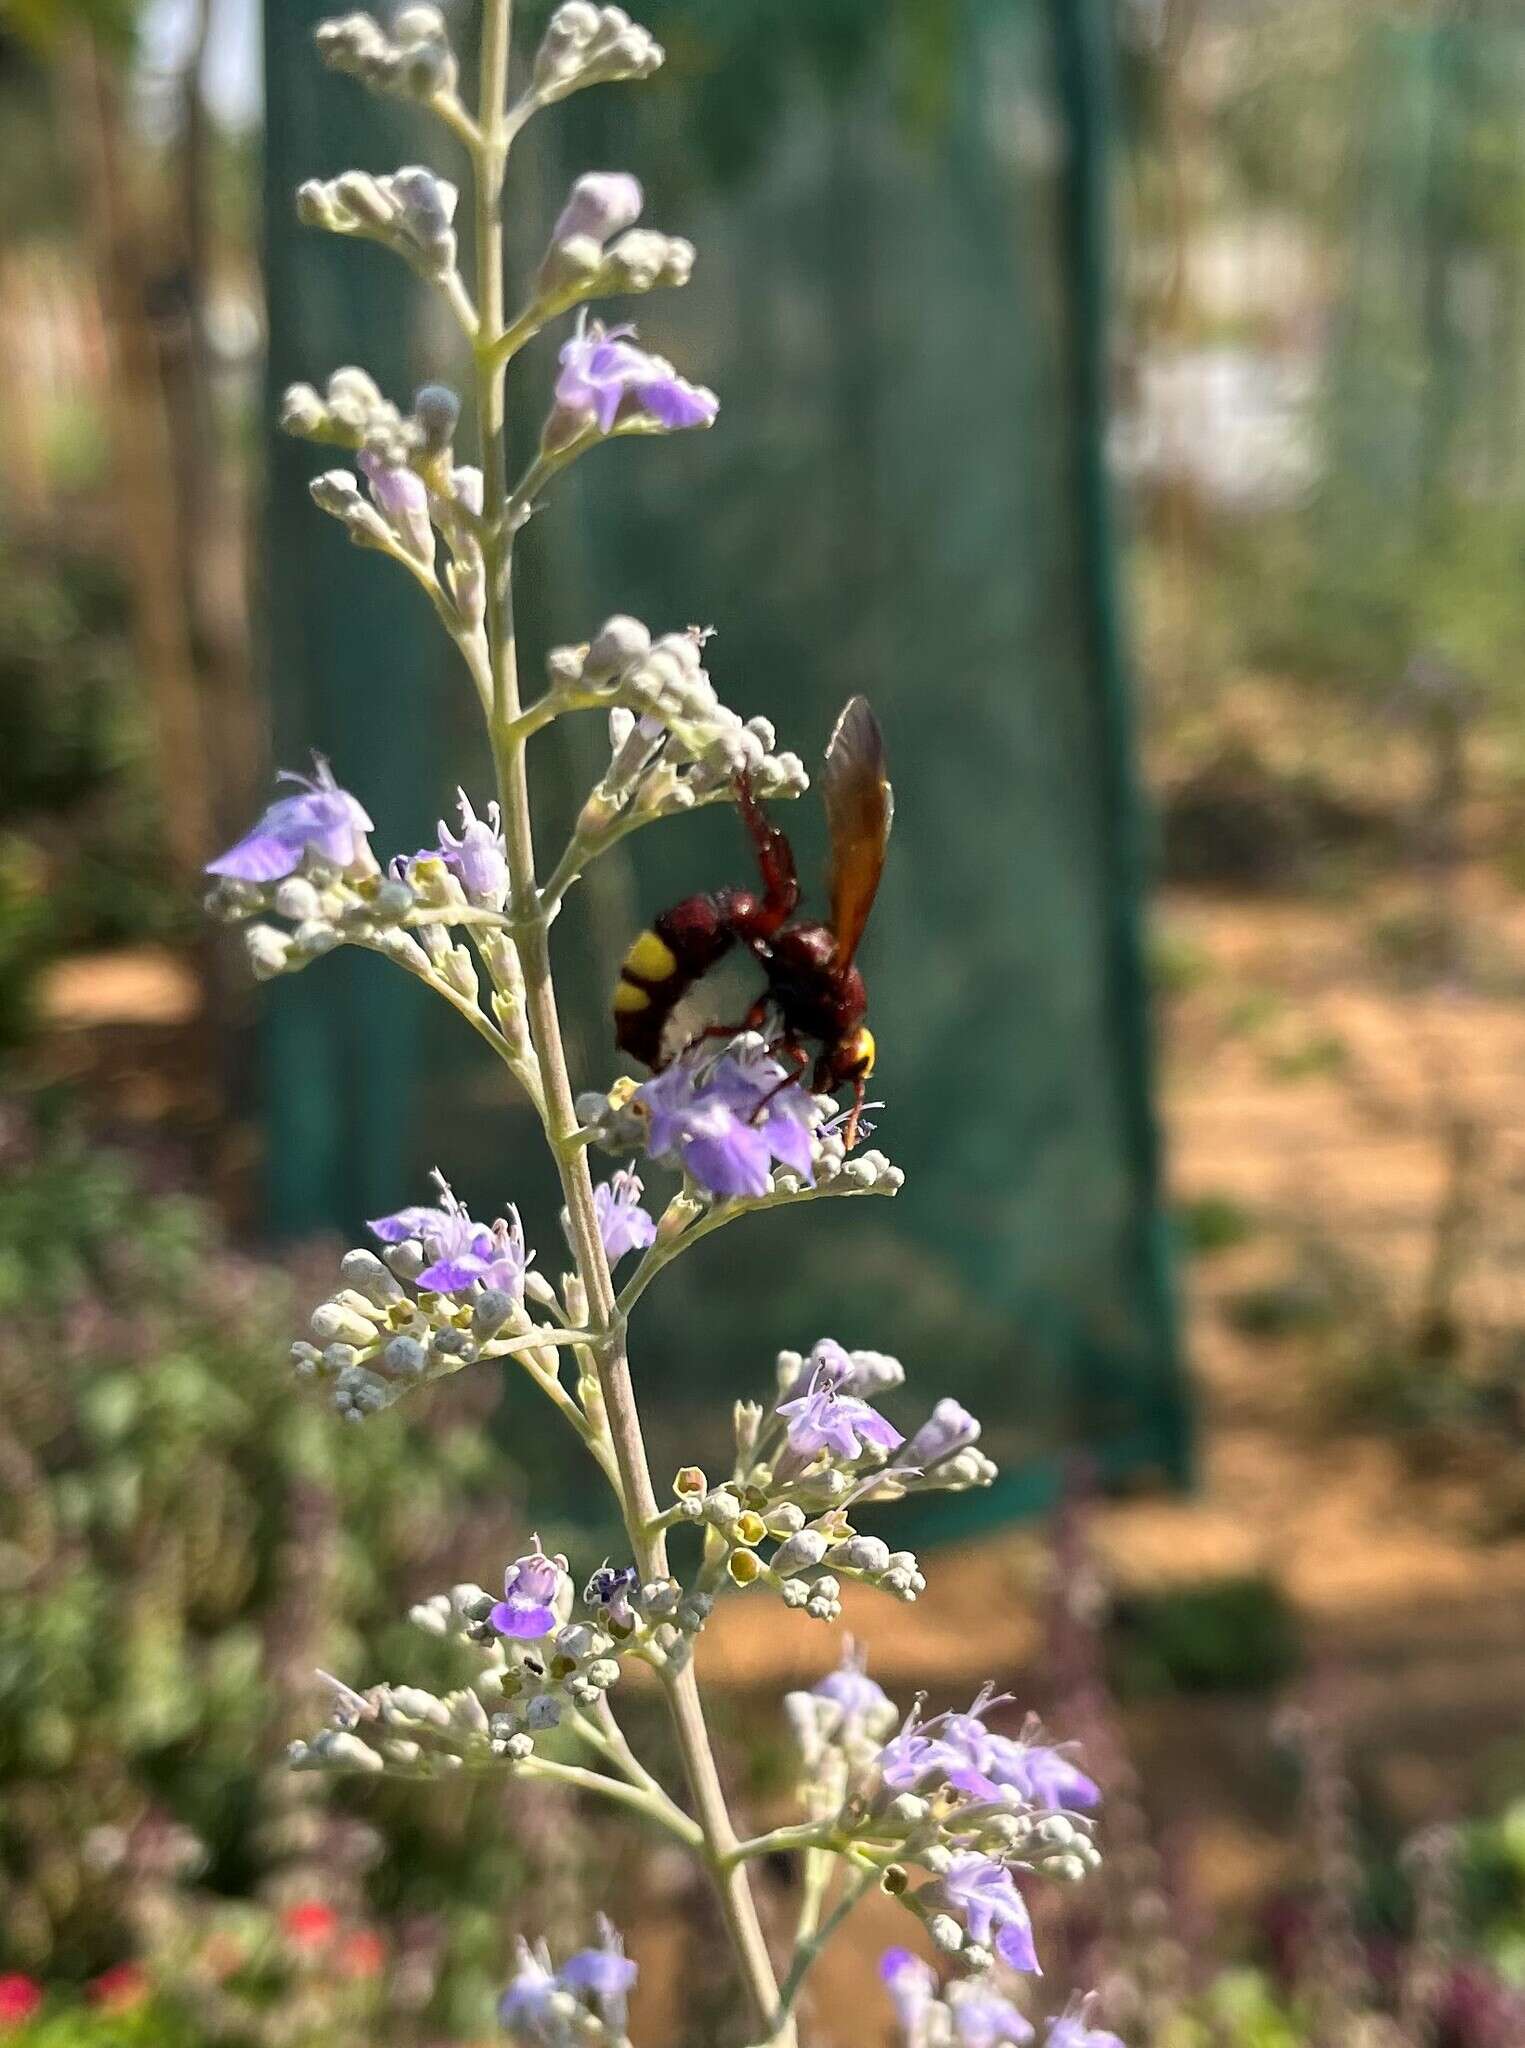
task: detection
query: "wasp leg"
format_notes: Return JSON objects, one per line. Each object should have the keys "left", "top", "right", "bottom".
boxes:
{"left": 732, "top": 773, "right": 800, "bottom": 937}
{"left": 683, "top": 996, "right": 773, "bottom": 1060}
{"left": 842, "top": 1074, "right": 867, "bottom": 1151}
{"left": 747, "top": 1037, "right": 812, "bottom": 1124}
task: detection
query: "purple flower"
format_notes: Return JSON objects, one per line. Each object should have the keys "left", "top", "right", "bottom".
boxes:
{"left": 880, "top": 1949, "right": 937, "bottom": 2032}
{"left": 1044, "top": 1998, "right": 1123, "bottom": 2048}
{"left": 584, "top": 1563, "right": 639, "bottom": 1631}
{"left": 424, "top": 789, "right": 508, "bottom": 905}
{"left": 898, "top": 1696, "right": 1097, "bottom": 1813}
{"left": 949, "top": 1982, "right": 1035, "bottom": 2048}
{"left": 879, "top": 1728, "right": 964, "bottom": 1792}
{"left": 206, "top": 756, "right": 373, "bottom": 883}
{"left": 634, "top": 1046, "right": 819, "bottom": 1199}
{"left": 498, "top": 1942, "right": 557, "bottom": 2031}
{"left": 553, "top": 171, "right": 644, "bottom": 245}
{"left": 900, "top": 1398, "right": 982, "bottom": 1472}
{"left": 490, "top": 1544, "right": 569, "bottom": 1640}
{"left": 368, "top": 1176, "right": 531, "bottom": 1297}
{"left": 782, "top": 1337, "right": 904, "bottom": 1401}
{"left": 708, "top": 1042, "right": 817, "bottom": 1179}
{"left": 814, "top": 1644, "right": 893, "bottom": 1723}
{"left": 937, "top": 1853, "right": 1040, "bottom": 1974}
{"left": 555, "top": 315, "right": 718, "bottom": 435}
{"left": 594, "top": 1168, "right": 658, "bottom": 1263}
{"left": 993, "top": 1739, "right": 1099, "bottom": 1814}
{"left": 777, "top": 1378, "right": 904, "bottom": 1468}
{"left": 559, "top": 1929, "right": 637, "bottom": 2013}
{"left": 358, "top": 449, "right": 433, "bottom": 561}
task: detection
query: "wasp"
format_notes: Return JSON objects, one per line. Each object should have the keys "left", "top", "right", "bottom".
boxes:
{"left": 613, "top": 696, "right": 893, "bottom": 1145}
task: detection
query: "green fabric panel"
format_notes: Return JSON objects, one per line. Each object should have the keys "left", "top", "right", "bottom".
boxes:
{"left": 260, "top": 0, "right": 1188, "bottom": 1535}
{"left": 261, "top": 0, "right": 454, "bottom": 1230}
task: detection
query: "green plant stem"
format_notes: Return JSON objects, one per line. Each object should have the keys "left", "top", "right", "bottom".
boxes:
{"left": 465, "top": 5, "right": 791, "bottom": 2034}
{"left": 750, "top": 1864, "right": 876, "bottom": 2045}
{"left": 726, "top": 1821, "right": 837, "bottom": 1869}
{"left": 518, "top": 1756, "right": 703, "bottom": 1849}
{"left": 616, "top": 1180, "right": 886, "bottom": 1317}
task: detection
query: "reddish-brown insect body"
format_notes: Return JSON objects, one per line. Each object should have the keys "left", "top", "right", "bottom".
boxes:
{"left": 613, "top": 697, "right": 893, "bottom": 1143}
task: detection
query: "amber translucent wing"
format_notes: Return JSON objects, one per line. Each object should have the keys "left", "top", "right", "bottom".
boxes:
{"left": 822, "top": 696, "right": 893, "bottom": 966}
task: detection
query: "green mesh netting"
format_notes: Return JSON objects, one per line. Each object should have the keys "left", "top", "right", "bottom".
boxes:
{"left": 262, "top": 0, "right": 1188, "bottom": 1539}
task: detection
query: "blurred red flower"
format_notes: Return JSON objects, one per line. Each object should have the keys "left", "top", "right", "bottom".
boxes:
{"left": 281, "top": 1901, "right": 339, "bottom": 1947}
{"left": 337, "top": 1931, "right": 388, "bottom": 1980}
{"left": 0, "top": 1976, "right": 42, "bottom": 2027}
{"left": 87, "top": 1964, "right": 149, "bottom": 2012}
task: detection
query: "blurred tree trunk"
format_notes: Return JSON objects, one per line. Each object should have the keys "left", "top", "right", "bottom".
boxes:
{"left": 66, "top": 35, "right": 212, "bottom": 881}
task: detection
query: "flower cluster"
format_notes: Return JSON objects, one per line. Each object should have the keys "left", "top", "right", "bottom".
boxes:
{"left": 540, "top": 615, "right": 808, "bottom": 847}
{"left": 882, "top": 1954, "right": 1123, "bottom": 2048}
{"left": 205, "top": 762, "right": 523, "bottom": 1029}
{"left": 657, "top": 1338, "right": 992, "bottom": 1618}
{"left": 290, "top": 1176, "right": 555, "bottom": 1418}
{"left": 785, "top": 1650, "right": 1101, "bottom": 1974}
{"left": 315, "top": 3, "right": 458, "bottom": 103}
{"left": 499, "top": 1922, "right": 638, "bottom": 2048}
{"left": 579, "top": 1036, "right": 903, "bottom": 1203}
{"left": 532, "top": 3, "right": 664, "bottom": 104}
{"left": 291, "top": 1539, "right": 710, "bottom": 1777}
{"left": 535, "top": 172, "right": 694, "bottom": 321}
{"left": 297, "top": 163, "right": 460, "bottom": 278}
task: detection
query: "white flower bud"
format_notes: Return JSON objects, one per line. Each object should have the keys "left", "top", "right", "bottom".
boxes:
{"left": 585, "top": 613, "right": 651, "bottom": 681}
{"left": 311, "top": 1302, "right": 378, "bottom": 1348}
{"left": 244, "top": 924, "right": 293, "bottom": 981}
{"left": 770, "top": 1531, "right": 828, "bottom": 1576}
{"left": 552, "top": 170, "right": 644, "bottom": 245}
{"left": 928, "top": 1914, "right": 964, "bottom": 1954}
{"left": 319, "top": 1732, "right": 385, "bottom": 1774}
{"left": 340, "top": 1249, "right": 404, "bottom": 1304}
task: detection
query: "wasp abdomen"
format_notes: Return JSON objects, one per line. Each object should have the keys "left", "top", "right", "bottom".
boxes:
{"left": 613, "top": 892, "right": 743, "bottom": 1069}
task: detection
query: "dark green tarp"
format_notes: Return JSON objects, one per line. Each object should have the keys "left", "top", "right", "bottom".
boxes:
{"left": 261, "top": 0, "right": 1189, "bottom": 1536}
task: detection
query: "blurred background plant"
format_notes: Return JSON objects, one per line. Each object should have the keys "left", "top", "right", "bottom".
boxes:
{"left": 0, "top": 1108, "right": 540, "bottom": 2034}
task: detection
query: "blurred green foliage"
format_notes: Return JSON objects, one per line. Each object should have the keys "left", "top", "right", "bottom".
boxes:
{"left": 1108, "top": 1575, "right": 1301, "bottom": 1698}
{"left": 0, "top": 1111, "right": 529, "bottom": 2022}
{"left": 0, "top": 542, "right": 188, "bottom": 1048}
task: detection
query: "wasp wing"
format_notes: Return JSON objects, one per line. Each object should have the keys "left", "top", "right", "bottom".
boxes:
{"left": 822, "top": 696, "right": 893, "bottom": 966}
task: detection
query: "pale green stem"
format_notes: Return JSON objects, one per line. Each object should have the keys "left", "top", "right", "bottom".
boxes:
{"left": 463, "top": 5, "right": 791, "bottom": 2034}
{"left": 726, "top": 1822, "right": 837, "bottom": 1869}
{"left": 617, "top": 1182, "right": 888, "bottom": 1318}
{"left": 517, "top": 1756, "right": 703, "bottom": 1849}
{"left": 748, "top": 1864, "right": 877, "bottom": 2047}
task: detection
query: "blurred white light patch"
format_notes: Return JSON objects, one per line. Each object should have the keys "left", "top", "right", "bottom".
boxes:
{"left": 1112, "top": 345, "right": 1319, "bottom": 513}
{"left": 136, "top": 0, "right": 263, "bottom": 136}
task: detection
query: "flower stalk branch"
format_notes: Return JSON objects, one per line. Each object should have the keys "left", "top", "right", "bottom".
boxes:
{"left": 213, "top": 3, "right": 1118, "bottom": 2043}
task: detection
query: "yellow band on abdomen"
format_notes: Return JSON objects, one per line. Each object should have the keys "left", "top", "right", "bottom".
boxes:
{"left": 614, "top": 978, "right": 651, "bottom": 1014}
{"left": 622, "top": 928, "right": 678, "bottom": 983}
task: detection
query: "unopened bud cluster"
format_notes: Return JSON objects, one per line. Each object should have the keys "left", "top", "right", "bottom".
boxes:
{"left": 282, "top": 371, "right": 486, "bottom": 633}
{"left": 532, "top": 4, "right": 664, "bottom": 105}
{"left": 290, "top": 1241, "right": 546, "bottom": 1421}
{"left": 533, "top": 171, "right": 694, "bottom": 322}
{"left": 206, "top": 863, "right": 415, "bottom": 984}
{"left": 315, "top": 6, "right": 458, "bottom": 103}
{"left": 297, "top": 165, "right": 459, "bottom": 278}
{"left": 289, "top": 1664, "right": 496, "bottom": 1780}
{"left": 537, "top": 617, "right": 806, "bottom": 843}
